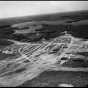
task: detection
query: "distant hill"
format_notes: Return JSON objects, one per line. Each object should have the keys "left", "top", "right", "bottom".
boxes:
{"left": 0, "top": 10, "right": 88, "bottom": 27}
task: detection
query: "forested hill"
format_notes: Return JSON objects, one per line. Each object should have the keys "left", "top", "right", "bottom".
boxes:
{"left": 0, "top": 10, "right": 88, "bottom": 46}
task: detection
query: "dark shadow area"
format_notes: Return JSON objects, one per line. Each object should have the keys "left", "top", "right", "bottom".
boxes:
{"left": 19, "top": 71, "right": 88, "bottom": 87}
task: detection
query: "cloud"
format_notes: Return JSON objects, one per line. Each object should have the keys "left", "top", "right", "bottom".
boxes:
{"left": 0, "top": 1, "right": 88, "bottom": 19}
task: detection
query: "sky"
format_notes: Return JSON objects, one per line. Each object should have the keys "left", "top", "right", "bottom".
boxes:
{"left": 0, "top": 1, "right": 88, "bottom": 19}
